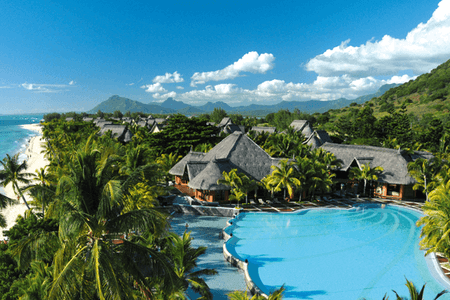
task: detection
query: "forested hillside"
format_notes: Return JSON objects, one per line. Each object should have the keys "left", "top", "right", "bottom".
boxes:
{"left": 315, "top": 58, "right": 450, "bottom": 153}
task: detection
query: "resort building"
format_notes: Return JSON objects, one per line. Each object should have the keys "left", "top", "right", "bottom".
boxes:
{"left": 98, "top": 124, "right": 133, "bottom": 143}
{"left": 290, "top": 120, "right": 333, "bottom": 149}
{"left": 250, "top": 126, "right": 277, "bottom": 135}
{"left": 320, "top": 142, "right": 434, "bottom": 200}
{"left": 217, "top": 117, "right": 245, "bottom": 135}
{"left": 169, "top": 132, "right": 285, "bottom": 202}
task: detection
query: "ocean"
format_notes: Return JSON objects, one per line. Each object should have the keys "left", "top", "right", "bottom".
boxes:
{"left": 0, "top": 114, "right": 44, "bottom": 193}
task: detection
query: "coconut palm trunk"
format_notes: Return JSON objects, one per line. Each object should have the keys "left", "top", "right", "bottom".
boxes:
{"left": 14, "top": 182, "right": 31, "bottom": 210}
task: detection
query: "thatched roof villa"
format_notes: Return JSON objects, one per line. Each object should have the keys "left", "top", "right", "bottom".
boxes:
{"left": 217, "top": 117, "right": 245, "bottom": 135}
{"left": 321, "top": 142, "right": 434, "bottom": 200}
{"left": 250, "top": 126, "right": 277, "bottom": 135}
{"left": 98, "top": 124, "right": 133, "bottom": 143}
{"left": 289, "top": 120, "right": 333, "bottom": 149}
{"left": 169, "top": 132, "right": 285, "bottom": 202}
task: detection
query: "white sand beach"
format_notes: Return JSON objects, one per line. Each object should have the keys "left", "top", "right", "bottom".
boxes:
{"left": 0, "top": 123, "right": 49, "bottom": 240}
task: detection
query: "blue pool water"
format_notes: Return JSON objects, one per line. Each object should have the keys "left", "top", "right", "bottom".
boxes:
{"left": 225, "top": 204, "right": 450, "bottom": 300}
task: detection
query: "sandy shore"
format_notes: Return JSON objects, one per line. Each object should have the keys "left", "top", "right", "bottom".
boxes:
{"left": 0, "top": 123, "right": 49, "bottom": 240}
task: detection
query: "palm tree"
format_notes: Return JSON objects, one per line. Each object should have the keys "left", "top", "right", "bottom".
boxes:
{"left": 349, "top": 162, "right": 384, "bottom": 197}
{"left": 304, "top": 160, "right": 335, "bottom": 200}
{"left": 416, "top": 179, "right": 450, "bottom": 258}
{"left": 10, "top": 260, "right": 53, "bottom": 300}
{"left": 23, "top": 167, "right": 55, "bottom": 215}
{"left": 156, "top": 152, "right": 183, "bottom": 185}
{"left": 218, "top": 169, "right": 256, "bottom": 207}
{"left": 0, "top": 153, "right": 34, "bottom": 210}
{"left": 162, "top": 231, "right": 217, "bottom": 299}
{"left": 48, "top": 145, "right": 174, "bottom": 299}
{"left": 391, "top": 278, "right": 447, "bottom": 300}
{"left": 0, "top": 192, "right": 17, "bottom": 228}
{"left": 408, "top": 158, "right": 442, "bottom": 201}
{"left": 227, "top": 286, "right": 285, "bottom": 300}
{"left": 268, "top": 159, "right": 300, "bottom": 201}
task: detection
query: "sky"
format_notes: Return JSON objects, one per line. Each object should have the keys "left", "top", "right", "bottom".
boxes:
{"left": 1, "top": 0, "right": 450, "bottom": 114}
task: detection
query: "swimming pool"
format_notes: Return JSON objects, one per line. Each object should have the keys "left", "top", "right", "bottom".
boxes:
{"left": 224, "top": 203, "right": 450, "bottom": 300}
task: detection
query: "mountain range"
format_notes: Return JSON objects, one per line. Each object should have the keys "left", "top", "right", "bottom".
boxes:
{"left": 87, "top": 83, "right": 399, "bottom": 116}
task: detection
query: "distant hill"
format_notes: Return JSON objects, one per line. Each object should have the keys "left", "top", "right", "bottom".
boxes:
{"left": 198, "top": 101, "right": 233, "bottom": 112}
{"left": 320, "top": 58, "right": 450, "bottom": 131}
{"left": 87, "top": 84, "right": 401, "bottom": 116}
{"left": 88, "top": 95, "right": 176, "bottom": 114}
{"left": 159, "top": 98, "right": 190, "bottom": 110}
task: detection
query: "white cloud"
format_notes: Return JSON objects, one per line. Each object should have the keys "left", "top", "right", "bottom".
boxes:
{"left": 175, "top": 73, "right": 416, "bottom": 105}
{"left": 190, "top": 51, "right": 275, "bottom": 86}
{"left": 127, "top": 78, "right": 143, "bottom": 86}
{"left": 141, "top": 82, "right": 167, "bottom": 93}
{"left": 176, "top": 86, "right": 184, "bottom": 90}
{"left": 306, "top": 0, "right": 450, "bottom": 77}
{"left": 21, "top": 83, "right": 72, "bottom": 93}
{"left": 153, "top": 71, "right": 184, "bottom": 83}
{"left": 152, "top": 91, "right": 177, "bottom": 99}
{"left": 69, "top": 80, "right": 75, "bottom": 85}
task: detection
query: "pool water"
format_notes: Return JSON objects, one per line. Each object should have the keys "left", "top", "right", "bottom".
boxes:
{"left": 225, "top": 204, "right": 450, "bottom": 300}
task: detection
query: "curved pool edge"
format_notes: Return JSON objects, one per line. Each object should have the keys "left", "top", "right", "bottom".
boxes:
{"left": 222, "top": 203, "right": 450, "bottom": 298}
{"left": 388, "top": 203, "right": 450, "bottom": 291}
{"left": 222, "top": 214, "right": 269, "bottom": 298}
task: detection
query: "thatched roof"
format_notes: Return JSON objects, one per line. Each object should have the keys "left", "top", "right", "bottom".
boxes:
{"left": 188, "top": 159, "right": 235, "bottom": 190}
{"left": 222, "top": 124, "right": 245, "bottom": 134}
{"left": 170, "top": 132, "right": 285, "bottom": 190}
{"left": 218, "top": 117, "right": 232, "bottom": 127}
{"left": 303, "top": 130, "right": 333, "bottom": 149}
{"left": 154, "top": 118, "right": 166, "bottom": 124}
{"left": 65, "top": 117, "right": 74, "bottom": 121}
{"left": 82, "top": 117, "right": 93, "bottom": 122}
{"left": 151, "top": 123, "right": 166, "bottom": 133}
{"left": 250, "top": 126, "right": 276, "bottom": 134}
{"left": 136, "top": 120, "right": 152, "bottom": 129}
{"left": 170, "top": 151, "right": 206, "bottom": 176}
{"left": 95, "top": 120, "right": 113, "bottom": 128}
{"left": 320, "top": 142, "right": 434, "bottom": 185}
{"left": 99, "top": 125, "right": 133, "bottom": 143}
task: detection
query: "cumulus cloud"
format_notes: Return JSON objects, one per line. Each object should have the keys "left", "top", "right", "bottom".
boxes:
{"left": 153, "top": 71, "right": 184, "bottom": 83}
{"left": 141, "top": 82, "right": 167, "bottom": 93}
{"left": 69, "top": 80, "right": 75, "bottom": 85}
{"left": 306, "top": 0, "right": 450, "bottom": 77}
{"left": 21, "top": 83, "right": 73, "bottom": 93}
{"left": 190, "top": 51, "right": 275, "bottom": 86}
{"left": 175, "top": 73, "right": 415, "bottom": 105}
{"left": 152, "top": 91, "right": 177, "bottom": 99}
{"left": 176, "top": 86, "right": 184, "bottom": 90}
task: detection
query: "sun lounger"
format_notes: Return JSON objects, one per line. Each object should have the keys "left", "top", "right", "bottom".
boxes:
{"left": 258, "top": 198, "right": 266, "bottom": 205}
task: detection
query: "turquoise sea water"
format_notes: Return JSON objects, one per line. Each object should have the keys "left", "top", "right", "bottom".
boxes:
{"left": 0, "top": 114, "right": 44, "bottom": 192}
{"left": 225, "top": 204, "right": 450, "bottom": 300}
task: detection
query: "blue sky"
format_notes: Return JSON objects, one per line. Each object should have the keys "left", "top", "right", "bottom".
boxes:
{"left": 1, "top": 0, "right": 449, "bottom": 114}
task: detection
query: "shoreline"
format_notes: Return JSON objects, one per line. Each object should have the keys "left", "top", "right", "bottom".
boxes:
{"left": 0, "top": 123, "right": 49, "bottom": 240}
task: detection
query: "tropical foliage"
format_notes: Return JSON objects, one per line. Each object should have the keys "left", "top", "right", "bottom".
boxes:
{"left": 0, "top": 120, "right": 221, "bottom": 299}
{"left": 349, "top": 162, "right": 384, "bottom": 196}
{"left": 218, "top": 169, "right": 257, "bottom": 207}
